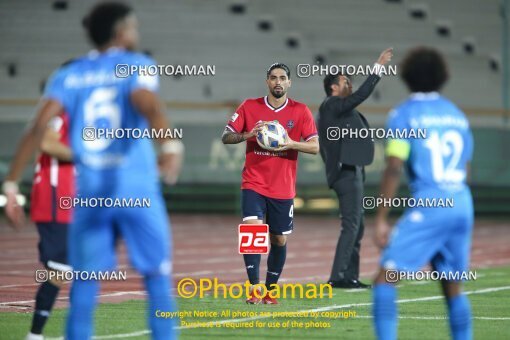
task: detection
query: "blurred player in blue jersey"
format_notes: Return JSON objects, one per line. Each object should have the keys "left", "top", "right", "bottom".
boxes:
{"left": 30, "top": 2, "right": 183, "bottom": 339}
{"left": 372, "top": 47, "right": 474, "bottom": 340}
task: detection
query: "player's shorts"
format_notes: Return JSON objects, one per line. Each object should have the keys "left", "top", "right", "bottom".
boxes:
{"left": 241, "top": 189, "right": 294, "bottom": 235}
{"left": 36, "top": 222, "right": 70, "bottom": 271}
{"left": 380, "top": 188, "right": 474, "bottom": 278}
{"left": 69, "top": 193, "right": 171, "bottom": 275}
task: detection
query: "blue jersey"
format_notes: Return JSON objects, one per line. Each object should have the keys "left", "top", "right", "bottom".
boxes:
{"left": 386, "top": 92, "right": 474, "bottom": 195}
{"left": 43, "top": 48, "right": 160, "bottom": 197}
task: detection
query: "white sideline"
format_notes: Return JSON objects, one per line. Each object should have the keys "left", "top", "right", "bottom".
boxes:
{"left": 0, "top": 291, "right": 146, "bottom": 306}
{"left": 43, "top": 285, "right": 510, "bottom": 340}
{"left": 356, "top": 316, "right": 510, "bottom": 320}
{"left": 176, "top": 285, "right": 510, "bottom": 329}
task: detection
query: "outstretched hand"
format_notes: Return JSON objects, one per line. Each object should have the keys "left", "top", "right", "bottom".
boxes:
{"left": 377, "top": 48, "right": 394, "bottom": 66}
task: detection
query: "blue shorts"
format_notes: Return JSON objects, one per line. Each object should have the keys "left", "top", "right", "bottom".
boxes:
{"left": 381, "top": 189, "right": 474, "bottom": 277}
{"left": 36, "top": 222, "right": 69, "bottom": 271}
{"left": 241, "top": 189, "right": 294, "bottom": 235}
{"left": 69, "top": 194, "right": 171, "bottom": 275}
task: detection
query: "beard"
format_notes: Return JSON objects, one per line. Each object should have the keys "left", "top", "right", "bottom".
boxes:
{"left": 271, "top": 87, "right": 286, "bottom": 98}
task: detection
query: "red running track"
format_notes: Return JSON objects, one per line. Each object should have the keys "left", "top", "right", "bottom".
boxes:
{"left": 0, "top": 214, "right": 509, "bottom": 312}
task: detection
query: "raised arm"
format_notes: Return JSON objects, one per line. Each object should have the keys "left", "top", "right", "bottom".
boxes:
{"left": 330, "top": 48, "right": 393, "bottom": 115}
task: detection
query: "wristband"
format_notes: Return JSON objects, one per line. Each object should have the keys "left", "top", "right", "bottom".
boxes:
{"left": 2, "top": 181, "right": 19, "bottom": 195}
{"left": 160, "top": 140, "right": 184, "bottom": 155}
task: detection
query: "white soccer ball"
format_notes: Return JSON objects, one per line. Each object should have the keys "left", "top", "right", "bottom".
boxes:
{"left": 256, "top": 121, "right": 287, "bottom": 151}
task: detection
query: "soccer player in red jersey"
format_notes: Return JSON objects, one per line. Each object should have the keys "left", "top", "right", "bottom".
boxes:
{"left": 3, "top": 111, "right": 73, "bottom": 340}
{"left": 222, "top": 63, "right": 319, "bottom": 304}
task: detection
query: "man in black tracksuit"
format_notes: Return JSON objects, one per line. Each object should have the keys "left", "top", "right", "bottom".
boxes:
{"left": 317, "top": 48, "right": 393, "bottom": 288}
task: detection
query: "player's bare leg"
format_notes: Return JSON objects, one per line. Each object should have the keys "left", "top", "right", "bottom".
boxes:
{"left": 243, "top": 218, "right": 264, "bottom": 304}
{"left": 269, "top": 234, "right": 287, "bottom": 247}
{"left": 374, "top": 268, "right": 393, "bottom": 285}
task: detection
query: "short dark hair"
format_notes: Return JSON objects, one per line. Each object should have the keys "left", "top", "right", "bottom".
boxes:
{"left": 323, "top": 74, "right": 340, "bottom": 96}
{"left": 267, "top": 63, "right": 290, "bottom": 79}
{"left": 400, "top": 47, "right": 449, "bottom": 92}
{"left": 82, "top": 2, "right": 133, "bottom": 47}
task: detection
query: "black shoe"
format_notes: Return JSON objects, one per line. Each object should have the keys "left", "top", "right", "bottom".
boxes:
{"left": 327, "top": 279, "right": 358, "bottom": 289}
{"left": 354, "top": 280, "right": 372, "bottom": 289}
{"left": 327, "top": 279, "right": 371, "bottom": 289}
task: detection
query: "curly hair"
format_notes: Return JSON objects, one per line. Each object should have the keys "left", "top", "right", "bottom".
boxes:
{"left": 82, "top": 2, "right": 133, "bottom": 48}
{"left": 400, "top": 47, "right": 449, "bottom": 92}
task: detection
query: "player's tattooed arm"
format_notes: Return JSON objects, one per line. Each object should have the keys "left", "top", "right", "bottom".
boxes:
{"left": 221, "top": 121, "right": 265, "bottom": 144}
{"left": 221, "top": 130, "right": 249, "bottom": 144}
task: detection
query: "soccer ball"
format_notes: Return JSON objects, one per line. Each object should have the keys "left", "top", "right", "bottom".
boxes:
{"left": 256, "top": 121, "right": 287, "bottom": 151}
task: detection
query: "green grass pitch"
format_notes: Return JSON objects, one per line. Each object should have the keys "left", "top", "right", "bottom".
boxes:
{"left": 1, "top": 266, "right": 509, "bottom": 339}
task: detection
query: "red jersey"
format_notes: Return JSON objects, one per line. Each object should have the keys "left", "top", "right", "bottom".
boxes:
{"left": 30, "top": 113, "right": 75, "bottom": 223}
{"left": 226, "top": 96, "right": 318, "bottom": 199}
